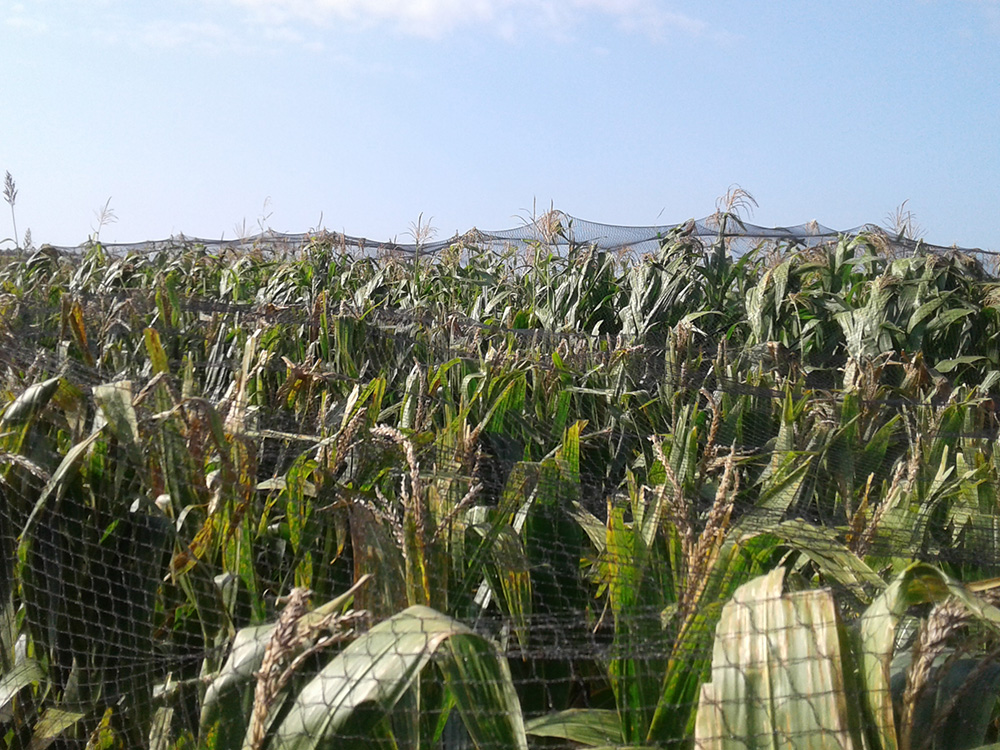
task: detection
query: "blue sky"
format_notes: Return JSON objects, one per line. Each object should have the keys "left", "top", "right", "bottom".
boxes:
{"left": 1, "top": 0, "right": 998, "bottom": 250}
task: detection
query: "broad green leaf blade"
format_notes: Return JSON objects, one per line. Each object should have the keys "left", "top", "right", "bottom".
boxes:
{"left": 860, "top": 565, "right": 948, "bottom": 750}
{"left": 734, "top": 452, "right": 811, "bottom": 535}
{"left": 772, "top": 519, "right": 885, "bottom": 606}
{"left": 475, "top": 524, "right": 532, "bottom": 651}
{"left": 200, "top": 623, "right": 275, "bottom": 750}
{"left": 144, "top": 327, "right": 170, "bottom": 374}
{"left": 93, "top": 380, "right": 139, "bottom": 446}
{"left": 0, "top": 377, "right": 61, "bottom": 426}
{"left": 569, "top": 500, "right": 607, "bottom": 553}
{"left": 0, "top": 659, "right": 45, "bottom": 712}
{"left": 648, "top": 534, "right": 784, "bottom": 744}
{"left": 200, "top": 581, "right": 370, "bottom": 750}
{"left": 28, "top": 707, "right": 87, "bottom": 750}
{"left": 934, "top": 355, "right": 985, "bottom": 374}
{"left": 269, "top": 605, "right": 526, "bottom": 750}
{"left": 525, "top": 709, "right": 624, "bottom": 747}
{"left": 18, "top": 427, "right": 105, "bottom": 542}
{"left": 436, "top": 630, "right": 528, "bottom": 750}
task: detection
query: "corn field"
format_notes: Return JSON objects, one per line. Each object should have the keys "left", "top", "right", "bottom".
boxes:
{"left": 4, "top": 215, "right": 1000, "bottom": 749}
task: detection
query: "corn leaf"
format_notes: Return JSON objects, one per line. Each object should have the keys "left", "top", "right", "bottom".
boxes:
{"left": 268, "top": 605, "right": 527, "bottom": 750}
{"left": 695, "top": 567, "right": 864, "bottom": 749}
{"left": 525, "top": 708, "right": 624, "bottom": 746}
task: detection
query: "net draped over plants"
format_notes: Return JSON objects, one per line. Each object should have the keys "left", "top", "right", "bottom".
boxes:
{"left": 3, "top": 211, "right": 1000, "bottom": 749}
{"left": 41, "top": 209, "right": 997, "bottom": 262}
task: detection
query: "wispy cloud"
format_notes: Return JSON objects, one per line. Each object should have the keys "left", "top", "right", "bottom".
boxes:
{"left": 4, "top": 3, "right": 49, "bottom": 34}
{"left": 225, "top": 0, "right": 722, "bottom": 42}
{"left": 137, "top": 19, "right": 232, "bottom": 50}
{"left": 572, "top": 0, "right": 710, "bottom": 39}
{"left": 1, "top": 0, "right": 315, "bottom": 54}
{"left": 1, "top": 0, "right": 723, "bottom": 53}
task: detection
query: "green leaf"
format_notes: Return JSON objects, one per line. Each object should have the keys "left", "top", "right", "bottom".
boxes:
{"left": 29, "top": 706, "right": 87, "bottom": 749}
{"left": 569, "top": 500, "right": 606, "bottom": 553}
{"left": 771, "top": 519, "right": 885, "bottom": 606}
{"left": 525, "top": 709, "right": 624, "bottom": 746}
{"left": 934, "top": 355, "right": 985, "bottom": 374}
{"left": 144, "top": 327, "right": 170, "bottom": 374}
{"left": 268, "top": 605, "right": 527, "bottom": 750}
{"left": 734, "top": 452, "right": 811, "bottom": 535}
{"left": 436, "top": 627, "right": 528, "bottom": 750}
{"left": 18, "top": 427, "right": 105, "bottom": 543}
{"left": 0, "top": 659, "right": 45, "bottom": 712}
{"left": 474, "top": 524, "right": 532, "bottom": 651}
{"left": 92, "top": 380, "right": 139, "bottom": 446}
{"left": 925, "top": 305, "right": 974, "bottom": 333}
{"left": 906, "top": 296, "right": 947, "bottom": 333}
{"left": 199, "top": 623, "right": 274, "bottom": 750}
{"left": 400, "top": 362, "right": 422, "bottom": 430}
{"left": 0, "top": 377, "right": 60, "bottom": 426}
{"left": 200, "top": 580, "right": 370, "bottom": 750}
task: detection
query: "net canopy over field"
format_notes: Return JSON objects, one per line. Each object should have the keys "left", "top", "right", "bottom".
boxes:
{"left": 41, "top": 208, "right": 995, "bottom": 263}
{"left": 4, "top": 215, "right": 1000, "bottom": 749}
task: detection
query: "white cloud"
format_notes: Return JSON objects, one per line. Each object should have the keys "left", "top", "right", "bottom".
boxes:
{"left": 5, "top": 15, "right": 48, "bottom": 33}
{"left": 225, "top": 0, "right": 719, "bottom": 41}
{"left": 227, "top": 0, "right": 497, "bottom": 36}
{"left": 84, "top": 12, "right": 252, "bottom": 53}
{"left": 1, "top": 0, "right": 315, "bottom": 54}
{"left": 1, "top": 0, "right": 721, "bottom": 53}
{"left": 5, "top": 2, "right": 49, "bottom": 34}
{"left": 136, "top": 19, "right": 231, "bottom": 50}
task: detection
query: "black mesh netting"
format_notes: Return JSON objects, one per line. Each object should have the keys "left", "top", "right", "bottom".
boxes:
{"left": 2, "top": 214, "right": 1000, "bottom": 749}
{"left": 39, "top": 209, "right": 995, "bottom": 262}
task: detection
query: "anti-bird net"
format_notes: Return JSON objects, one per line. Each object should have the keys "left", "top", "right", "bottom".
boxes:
{"left": 38, "top": 209, "right": 998, "bottom": 263}
{"left": 2, "top": 213, "right": 1000, "bottom": 749}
